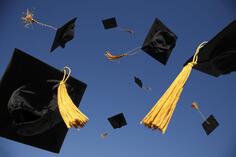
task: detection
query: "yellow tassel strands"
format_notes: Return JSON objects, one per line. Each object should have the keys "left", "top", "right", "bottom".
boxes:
{"left": 140, "top": 42, "right": 207, "bottom": 134}
{"left": 57, "top": 66, "right": 89, "bottom": 128}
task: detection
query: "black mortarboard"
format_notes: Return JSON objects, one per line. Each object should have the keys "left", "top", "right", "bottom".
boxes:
{"left": 141, "top": 18, "right": 177, "bottom": 65}
{"left": 50, "top": 17, "right": 77, "bottom": 52}
{"left": 0, "top": 48, "right": 87, "bottom": 153}
{"left": 184, "top": 20, "right": 236, "bottom": 77}
{"left": 107, "top": 113, "right": 127, "bottom": 129}
{"left": 134, "top": 77, "right": 143, "bottom": 88}
{"left": 202, "top": 114, "right": 219, "bottom": 135}
{"left": 102, "top": 17, "right": 118, "bottom": 29}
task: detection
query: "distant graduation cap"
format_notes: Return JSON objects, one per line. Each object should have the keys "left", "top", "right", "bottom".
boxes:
{"left": 134, "top": 77, "right": 152, "bottom": 91}
{"left": 108, "top": 113, "right": 127, "bottom": 129}
{"left": 141, "top": 18, "right": 177, "bottom": 65}
{"left": 21, "top": 9, "right": 77, "bottom": 52}
{"left": 102, "top": 17, "right": 134, "bottom": 34}
{"left": 50, "top": 17, "right": 77, "bottom": 52}
{"left": 134, "top": 77, "right": 143, "bottom": 88}
{"left": 202, "top": 115, "right": 219, "bottom": 135}
{"left": 102, "top": 17, "right": 117, "bottom": 29}
{"left": 104, "top": 18, "right": 177, "bottom": 65}
{"left": 100, "top": 113, "right": 127, "bottom": 139}
{"left": 184, "top": 20, "right": 236, "bottom": 77}
{"left": 0, "top": 48, "right": 87, "bottom": 153}
{"left": 192, "top": 102, "right": 219, "bottom": 135}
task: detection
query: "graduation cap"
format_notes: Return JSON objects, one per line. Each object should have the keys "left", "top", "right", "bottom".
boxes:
{"left": 102, "top": 17, "right": 117, "bottom": 29}
{"left": 108, "top": 113, "right": 127, "bottom": 129}
{"left": 104, "top": 18, "right": 177, "bottom": 65}
{"left": 202, "top": 115, "right": 219, "bottom": 135}
{"left": 50, "top": 17, "right": 77, "bottom": 52}
{"left": 0, "top": 48, "right": 87, "bottom": 153}
{"left": 192, "top": 102, "right": 219, "bottom": 135}
{"left": 102, "top": 17, "right": 134, "bottom": 34}
{"left": 100, "top": 113, "right": 127, "bottom": 138}
{"left": 134, "top": 77, "right": 143, "bottom": 88}
{"left": 21, "top": 9, "right": 77, "bottom": 52}
{"left": 141, "top": 18, "right": 177, "bottom": 65}
{"left": 184, "top": 20, "right": 236, "bottom": 77}
{"left": 134, "top": 77, "right": 152, "bottom": 91}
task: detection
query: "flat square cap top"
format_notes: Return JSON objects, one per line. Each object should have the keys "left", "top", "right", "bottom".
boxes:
{"left": 0, "top": 48, "right": 87, "bottom": 153}
{"left": 184, "top": 20, "right": 236, "bottom": 77}
{"left": 142, "top": 18, "right": 177, "bottom": 65}
{"left": 202, "top": 115, "right": 219, "bottom": 135}
{"left": 108, "top": 113, "right": 127, "bottom": 129}
{"left": 50, "top": 17, "right": 77, "bottom": 52}
{"left": 102, "top": 17, "right": 118, "bottom": 29}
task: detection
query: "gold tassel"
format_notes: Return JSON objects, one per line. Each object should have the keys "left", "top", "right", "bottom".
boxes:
{"left": 140, "top": 42, "right": 207, "bottom": 134}
{"left": 104, "top": 51, "right": 128, "bottom": 61}
{"left": 104, "top": 47, "right": 141, "bottom": 61}
{"left": 57, "top": 66, "right": 89, "bottom": 128}
{"left": 22, "top": 9, "right": 57, "bottom": 30}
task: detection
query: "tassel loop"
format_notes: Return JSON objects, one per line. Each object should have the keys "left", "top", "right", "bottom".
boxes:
{"left": 61, "top": 66, "right": 71, "bottom": 84}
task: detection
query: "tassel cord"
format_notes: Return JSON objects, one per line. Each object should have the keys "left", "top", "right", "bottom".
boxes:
{"left": 33, "top": 19, "right": 57, "bottom": 31}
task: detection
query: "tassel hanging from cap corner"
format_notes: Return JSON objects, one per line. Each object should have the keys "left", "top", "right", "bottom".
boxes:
{"left": 57, "top": 66, "right": 89, "bottom": 128}
{"left": 140, "top": 41, "right": 207, "bottom": 134}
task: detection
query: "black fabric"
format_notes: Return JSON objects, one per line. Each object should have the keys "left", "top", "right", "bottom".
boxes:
{"left": 202, "top": 115, "right": 219, "bottom": 135}
{"left": 142, "top": 18, "right": 177, "bottom": 65}
{"left": 50, "top": 17, "right": 77, "bottom": 52}
{"left": 0, "top": 48, "right": 87, "bottom": 153}
{"left": 184, "top": 20, "right": 236, "bottom": 77}
{"left": 102, "top": 17, "right": 117, "bottom": 29}
{"left": 107, "top": 113, "right": 127, "bottom": 129}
